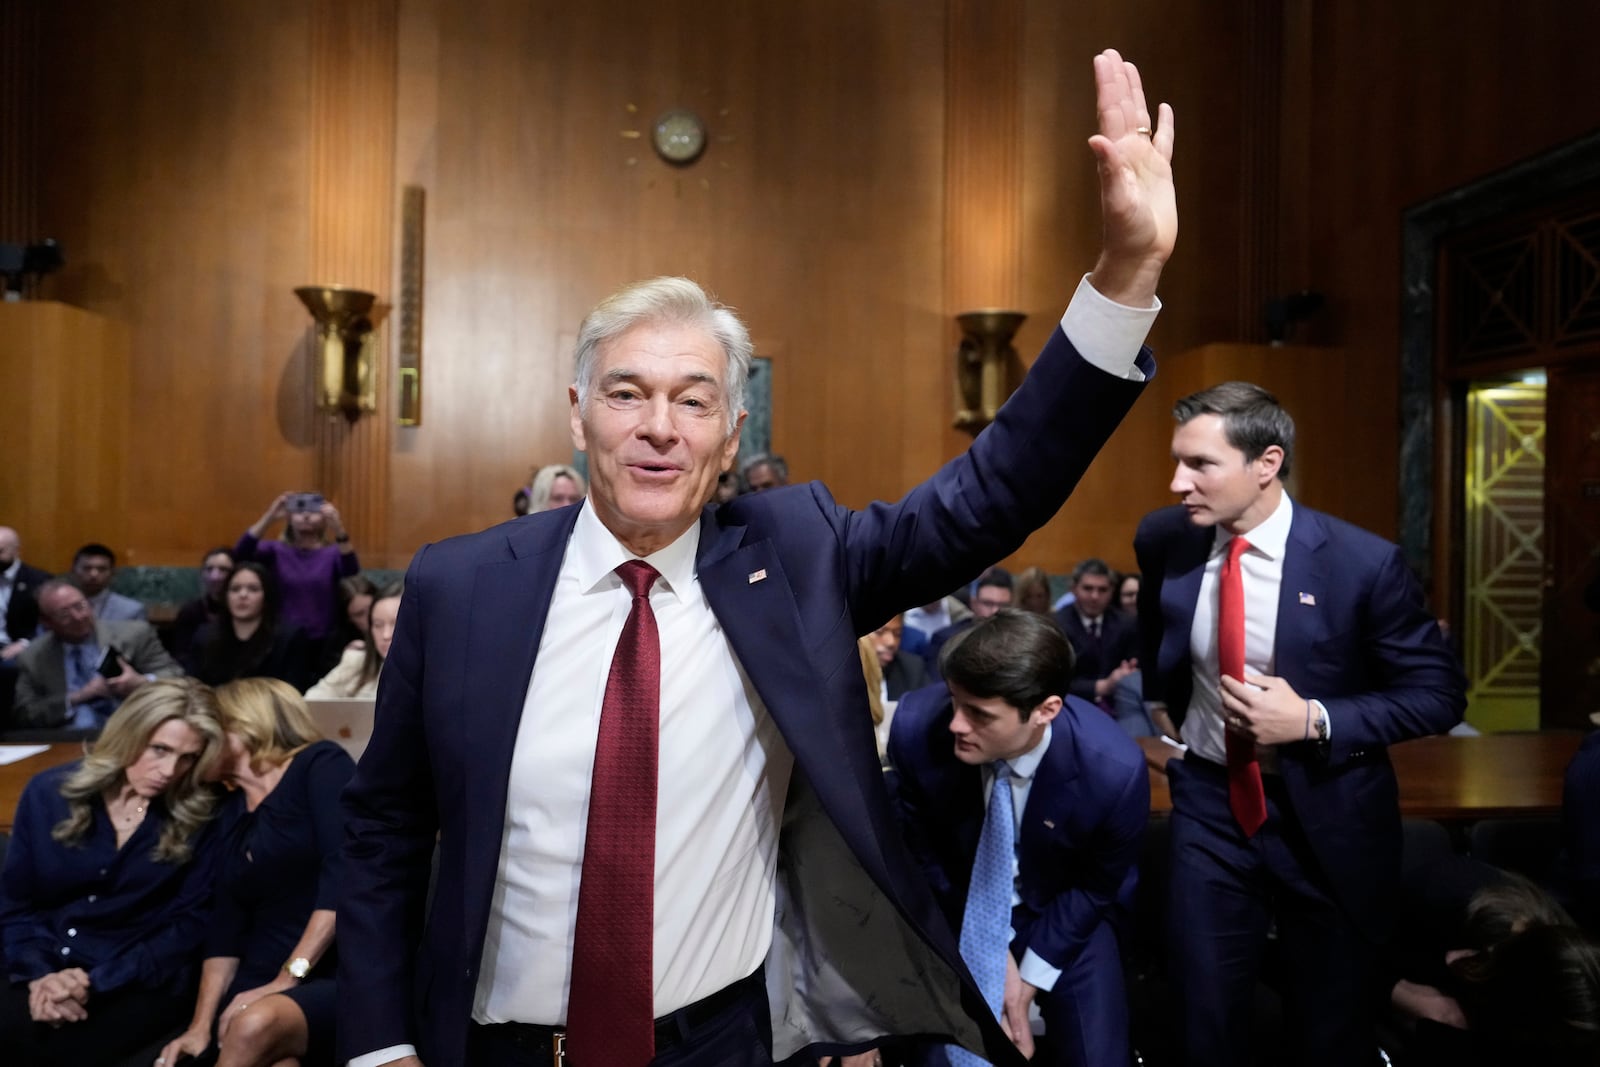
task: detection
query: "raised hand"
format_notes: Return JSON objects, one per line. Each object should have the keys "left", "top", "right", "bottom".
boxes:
{"left": 1086, "top": 48, "right": 1177, "bottom": 308}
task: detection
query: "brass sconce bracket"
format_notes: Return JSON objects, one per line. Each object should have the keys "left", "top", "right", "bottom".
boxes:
{"left": 953, "top": 309, "right": 1026, "bottom": 435}
{"left": 295, "top": 285, "right": 380, "bottom": 421}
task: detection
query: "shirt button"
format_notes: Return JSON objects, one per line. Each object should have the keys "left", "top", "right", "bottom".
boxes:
{"left": 60, "top": 947, "right": 70, "bottom": 956}
{"left": 87, "top": 895, "right": 97, "bottom": 903}
{"left": 67, "top": 928, "right": 77, "bottom": 937}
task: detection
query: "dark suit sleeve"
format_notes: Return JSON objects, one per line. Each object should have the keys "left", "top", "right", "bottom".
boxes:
{"left": 1319, "top": 545, "right": 1465, "bottom": 760}
{"left": 1021, "top": 757, "right": 1147, "bottom": 977}
{"left": 834, "top": 328, "right": 1151, "bottom": 634}
{"left": 12, "top": 649, "right": 69, "bottom": 729}
{"left": 338, "top": 546, "right": 441, "bottom": 1056}
{"left": 123, "top": 623, "right": 182, "bottom": 678}
{"left": 1132, "top": 516, "right": 1172, "bottom": 709}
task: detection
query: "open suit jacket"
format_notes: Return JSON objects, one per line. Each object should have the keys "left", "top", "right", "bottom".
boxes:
{"left": 1132, "top": 502, "right": 1466, "bottom": 940}
{"left": 886, "top": 685, "right": 1148, "bottom": 975}
{"left": 338, "top": 328, "right": 1154, "bottom": 1067}
{"left": 1051, "top": 607, "right": 1139, "bottom": 702}
{"left": 12, "top": 620, "right": 183, "bottom": 729}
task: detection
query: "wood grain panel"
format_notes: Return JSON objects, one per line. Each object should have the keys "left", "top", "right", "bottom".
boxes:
{"left": 0, "top": 0, "right": 41, "bottom": 244}
{"left": 308, "top": 0, "right": 399, "bottom": 563}
{"left": 14, "top": 0, "right": 1600, "bottom": 584}
{"left": 33, "top": 1, "right": 317, "bottom": 566}
{"left": 0, "top": 304, "right": 130, "bottom": 571}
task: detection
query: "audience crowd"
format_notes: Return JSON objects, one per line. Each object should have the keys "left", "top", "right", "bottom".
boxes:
{"left": 2, "top": 442, "right": 1598, "bottom": 1066}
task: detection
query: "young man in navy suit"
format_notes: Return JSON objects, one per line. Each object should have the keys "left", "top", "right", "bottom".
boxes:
{"left": 339, "top": 50, "right": 1176, "bottom": 1067}
{"left": 889, "top": 611, "right": 1148, "bottom": 1067}
{"left": 1134, "top": 382, "right": 1467, "bottom": 1067}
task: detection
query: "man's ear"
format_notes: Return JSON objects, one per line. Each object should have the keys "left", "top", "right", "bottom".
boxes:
{"left": 1030, "top": 694, "right": 1064, "bottom": 725}
{"left": 569, "top": 385, "right": 587, "bottom": 453}
{"left": 721, "top": 409, "right": 748, "bottom": 469}
{"left": 1256, "top": 444, "right": 1284, "bottom": 485}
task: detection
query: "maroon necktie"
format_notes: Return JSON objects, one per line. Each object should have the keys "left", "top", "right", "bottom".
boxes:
{"left": 567, "top": 560, "right": 661, "bottom": 1065}
{"left": 1219, "top": 536, "right": 1267, "bottom": 837}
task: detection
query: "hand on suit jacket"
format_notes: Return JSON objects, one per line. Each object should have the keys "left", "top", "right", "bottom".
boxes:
{"left": 1086, "top": 48, "right": 1177, "bottom": 308}
{"left": 1220, "top": 672, "right": 1314, "bottom": 746}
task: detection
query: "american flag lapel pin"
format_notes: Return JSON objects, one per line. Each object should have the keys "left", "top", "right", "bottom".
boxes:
{"left": 1298, "top": 591, "right": 1316, "bottom": 606}
{"left": 748, "top": 569, "right": 768, "bottom": 584}
{"left": 1042, "top": 819, "right": 1057, "bottom": 829}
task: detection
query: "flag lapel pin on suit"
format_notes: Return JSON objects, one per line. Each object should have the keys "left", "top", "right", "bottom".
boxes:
{"left": 1298, "top": 591, "right": 1316, "bottom": 606}
{"left": 1042, "top": 819, "right": 1056, "bottom": 829}
{"left": 748, "top": 569, "right": 767, "bottom": 584}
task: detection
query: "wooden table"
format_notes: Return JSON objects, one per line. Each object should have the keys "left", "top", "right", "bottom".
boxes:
{"left": 1140, "top": 732, "right": 1584, "bottom": 821}
{"left": 0, "top": 743, "right": 87, "bottom": 832}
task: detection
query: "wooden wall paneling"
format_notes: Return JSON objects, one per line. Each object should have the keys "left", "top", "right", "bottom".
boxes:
{"left": 1300, "top": 0, "right": 1600, "bottom": 541}
{"left": 34, "top": 2, "right": 318, "bottom": 565}
{"left": 0, "top": 0, "right": 41, "bottom": 244}
{"left": 307, "top": 0, "right": 399, "bottom": 564}
{"left": 0, "top": 305, "right": 130, "bottom": 571}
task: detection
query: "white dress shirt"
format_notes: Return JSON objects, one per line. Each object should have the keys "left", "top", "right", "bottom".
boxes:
{"left": 1180, "top": 494, "right": 1295, "bottom": 770}
{"left": 352, "top": 277, "right": 1158, "bottom": 1066}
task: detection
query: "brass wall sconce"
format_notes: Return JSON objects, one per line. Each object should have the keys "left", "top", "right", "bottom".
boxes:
{"left": 953, "top": 309, "right": 1026, "bottom": 435}
{"left": 295, "top": 285, "right": 379, "bottom": 420}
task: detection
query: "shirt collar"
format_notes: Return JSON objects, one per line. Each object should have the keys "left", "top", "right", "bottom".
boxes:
{"left": 1214, "top": 492, "right": 1294, "bottom": 562}
{"left": 1000, "top": 723, "right": 1052, "bottom": 781}
{"left": 569, "top": 500, "right": 700, "bottom": 601}
{"left": 1075, "top": 609, "right": 1102, "bottom": 632}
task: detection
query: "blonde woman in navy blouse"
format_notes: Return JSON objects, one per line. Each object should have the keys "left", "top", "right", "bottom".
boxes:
{"left": 0, "top": 678, "right": 227, "bottom": 1065}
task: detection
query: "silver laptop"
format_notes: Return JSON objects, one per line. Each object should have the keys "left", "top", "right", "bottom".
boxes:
{"left": 305, "top": 698, "right": 376, "bottom": 762}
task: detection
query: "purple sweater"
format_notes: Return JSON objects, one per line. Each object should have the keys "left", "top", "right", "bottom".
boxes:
{"left": 234, "top": 533, "right": 360, "bottom": 640}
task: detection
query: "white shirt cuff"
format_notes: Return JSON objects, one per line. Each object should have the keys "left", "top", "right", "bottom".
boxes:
{"left": 1059, "top": 274, "right": 1161, "bottom": 382}
{"left": 348, "top": 1044, "right": 417, "bottom": 1067}
{"left": 1019, "top": 947, "right": 1063, "bottom": 993}
{"left": 1312, "top": 699, "right": 1330, "bottom": 741}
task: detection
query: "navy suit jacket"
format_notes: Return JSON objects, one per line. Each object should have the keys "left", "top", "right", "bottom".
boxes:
{"left": 887, "top": 685, "right": 1147, "bottom": 975}
{"left": 1133, "top": 502, "right": 1466, "bottom": 939}
{"left": 4, "top": 562, "right": 51, "bottom": 644}
{"left": 338, "top": 328, "right": 1154, "bottom": 1067}
{"left": 1052, "top": 606, "right": 1139, "bottom": 700}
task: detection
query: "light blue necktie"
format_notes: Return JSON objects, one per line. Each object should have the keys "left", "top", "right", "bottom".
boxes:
{"left": 66, "top": 642, "right": 112, "bottom": 729}
{"left": 948, "top": 761, "right": 1014, "bottom": 1067}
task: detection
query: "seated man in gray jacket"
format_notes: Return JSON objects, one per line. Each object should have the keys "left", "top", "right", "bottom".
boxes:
{"left": 12, "top": 579, "right": 182, "bottom": 730}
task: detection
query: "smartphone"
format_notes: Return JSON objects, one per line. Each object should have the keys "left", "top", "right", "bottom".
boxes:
{"left": 288, "top": 492, "right": 325, "bottom": 514}
{"left": 97, "top": 647, "right": 125, "bottom": 679}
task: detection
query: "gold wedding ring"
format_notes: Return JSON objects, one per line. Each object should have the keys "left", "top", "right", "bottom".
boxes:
{"left": 1135, "top": 125, "right": 1154, "bottom": 139}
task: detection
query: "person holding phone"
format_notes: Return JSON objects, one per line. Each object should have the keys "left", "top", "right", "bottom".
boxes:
{"left": 234, "top": 492, "right": 361, "bottom": 649}
{"left": 12, "top": 579, "right": 183, "bottom": 731}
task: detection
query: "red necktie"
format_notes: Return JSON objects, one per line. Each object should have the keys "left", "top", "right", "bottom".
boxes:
{"left": 568, "top": 560, "right": 661, "bottom": 1065}
{"left": 1219, "top": 536, "right": 1267, "bottom": 837}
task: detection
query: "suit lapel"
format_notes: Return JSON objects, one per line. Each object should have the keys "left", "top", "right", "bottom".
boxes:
{"left": 1018, "top": 716, "right": 1078, "bottom": 864}
{"left": 1274, "top": 505, "right": 1330, "bottom": 688}
{"left": 696, "top": 511, "right": 897, "bottom": 884}
{"left": 1160, "top": 524, "right": 1212, "bottom": 675}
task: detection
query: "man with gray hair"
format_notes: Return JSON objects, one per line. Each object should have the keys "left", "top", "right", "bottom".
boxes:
{"left": 741, "top": 453, "right": 789, "bottom": 493}
{"left": 341, "top": 49, "right": 1175, "bottom": 1067}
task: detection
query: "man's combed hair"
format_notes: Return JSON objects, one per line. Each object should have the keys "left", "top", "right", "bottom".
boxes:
{"left": 941, "top": 609, "right": 1075, "bottom": 720}
{"left": 573, "top": 276, "right": 752, "bottom": 435}
{"left": 73, "top": 542, "right": 117, "bottom": 568}
{"left": 1173, "top": 380, "right": 1296, "bottom": 480}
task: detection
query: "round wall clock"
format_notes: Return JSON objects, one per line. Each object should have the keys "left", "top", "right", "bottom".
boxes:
{"left": 652, "top": 108, "right": 707, "bottom": 165}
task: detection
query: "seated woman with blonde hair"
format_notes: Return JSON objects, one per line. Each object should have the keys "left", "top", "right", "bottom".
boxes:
{"left": 0, "top": 678, "right": 228, "bottom": 1065}
{"left": 305, "top": 583, "right": 400, "bottom": 700}
{"left": 158, "top": 677, "right": 354, "bottom": 1067}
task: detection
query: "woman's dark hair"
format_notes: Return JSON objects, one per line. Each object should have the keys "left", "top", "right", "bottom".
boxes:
{"left": 940, "top": 609, "right": 1075, "bottom": 719}
{"left": 355, "top": 582, "right": 402, "bottom": 692}
{"left": 197, "top": 562, "right": 281, "bottom": 685}
{"left": 1451, "top": 923, "right": 1600, "bottom": 1063}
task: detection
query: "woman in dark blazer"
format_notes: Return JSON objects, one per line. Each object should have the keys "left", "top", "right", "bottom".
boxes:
{"left": 0, "top": 678, "right": 228, "bottom": 1065}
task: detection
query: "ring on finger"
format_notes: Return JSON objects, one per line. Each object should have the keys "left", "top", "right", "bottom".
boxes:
{"left": 1135, "top": 125, "right": 1154, "bottom": 138}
